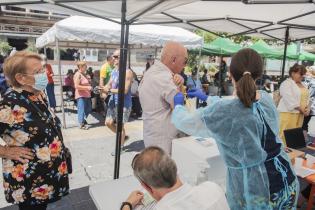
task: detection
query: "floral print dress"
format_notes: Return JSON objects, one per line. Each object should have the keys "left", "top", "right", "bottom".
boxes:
{"left": 0, "top": 89, "right": 69, "bottom": 205}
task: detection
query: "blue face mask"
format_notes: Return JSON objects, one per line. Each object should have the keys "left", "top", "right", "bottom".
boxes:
{"left": 33, "top": 72, "right": 48, "bottom": 91}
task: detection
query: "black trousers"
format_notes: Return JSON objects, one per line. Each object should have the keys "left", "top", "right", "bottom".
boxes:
{"left": 18, "top": 203, "right": 47, "bottom": 210}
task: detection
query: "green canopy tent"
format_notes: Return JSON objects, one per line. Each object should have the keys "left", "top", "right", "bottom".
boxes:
{"left": 204, "top": 37, "right": 242, "bottom": 56}
{"left": 249, "top": 40, "right": 283, "bottom": 60}
{"left": 300, "top": 51, "right": 315, "bottom": 61}
{"left": 189, "top": 37, "right": 242, "bottom": 56}
{"left": 286, "top": 43, "right": 315, "bottom": 61}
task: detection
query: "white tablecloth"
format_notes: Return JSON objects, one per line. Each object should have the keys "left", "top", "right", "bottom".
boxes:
{"left": 172, "top": 136, "right": 226, "bottom": 189}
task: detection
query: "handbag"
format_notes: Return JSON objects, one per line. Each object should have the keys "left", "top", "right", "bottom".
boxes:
{"left": 21, "top": 94, "right": 73, "bottom": 174}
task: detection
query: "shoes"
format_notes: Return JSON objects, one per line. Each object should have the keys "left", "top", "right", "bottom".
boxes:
{"left": 124, "top": 135, "right": 129, "bottom": 142}
{"left": 79, "top": 124, "right": 89, "bottom": 130}
{"left": 111, "top": 147, "right": 127, "bottom": 156}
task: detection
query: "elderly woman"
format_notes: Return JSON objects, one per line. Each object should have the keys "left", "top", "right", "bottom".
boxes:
{"left": 0, "top": 51, "right": 69, "bottom": 210}
{"left": 278, "top": 63, "right": 310, "bottom": 145}
{"left": 73, "top": 61, "right": 92, "bottom": 129}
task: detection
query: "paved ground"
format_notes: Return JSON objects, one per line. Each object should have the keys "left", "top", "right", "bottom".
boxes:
{"left": 0, "top": 108, "right": 143, "bottom": 209}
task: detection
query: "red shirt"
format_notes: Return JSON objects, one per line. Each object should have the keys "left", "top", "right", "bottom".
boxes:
{"left": 45, "top": 64, "right": 54, "bottom": 84}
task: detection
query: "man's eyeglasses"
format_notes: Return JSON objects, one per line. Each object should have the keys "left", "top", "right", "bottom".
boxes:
{"left": 131, "top": 154, "right": 147, "bottom": 184}
{"left": 113, "top": 55, "right": 120, "bottom": 59}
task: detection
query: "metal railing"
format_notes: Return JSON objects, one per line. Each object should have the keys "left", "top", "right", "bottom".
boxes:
{"left": 0, "top": 23, "right": 49, "bottom": 34}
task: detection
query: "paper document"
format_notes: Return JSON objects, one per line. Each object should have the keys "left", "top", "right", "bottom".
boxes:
{"left": 306, "top": 154, "right": 315, "bottom": 166}
{"left": 294, "top": 166, "right": 315, "bottom": 178}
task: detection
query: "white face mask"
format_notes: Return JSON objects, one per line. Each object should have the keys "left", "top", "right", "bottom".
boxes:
{"left": 33, "top": 72, "right": 48, "bottom": 91}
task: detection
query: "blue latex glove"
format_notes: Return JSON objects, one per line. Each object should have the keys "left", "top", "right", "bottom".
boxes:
{"left": 187, "top": 88, "right": 208, "bottom": 101}
{"left": 174, "top": 92, "right": 185, "bottom": 106}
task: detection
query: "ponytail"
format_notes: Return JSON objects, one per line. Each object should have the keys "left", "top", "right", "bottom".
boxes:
{"left": 230, "top": 48, "right": 263, "bottom": 108}
{"left": 236, "top": 73, "right": 256, "bottom": 108}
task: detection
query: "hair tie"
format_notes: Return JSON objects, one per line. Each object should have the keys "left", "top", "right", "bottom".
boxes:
{"left": 243, "top": 71, "right": 251, "bottom": 76}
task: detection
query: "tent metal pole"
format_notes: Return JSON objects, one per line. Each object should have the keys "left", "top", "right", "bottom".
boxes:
{"left": 132, "top": 20, "right": 182, "bottom": 25}
{"left": 114, "top": 0, "right": 127, "bottom": 180}
{"left": 196, "top": 47, "right": 203, "bottom": 108}
{"left": 0, "top": 0, "right": 44, "bottom": 6}
{"left": 278, "top": 23, "right": 315, "bottom": 30}
{"left": 281, "top": 27, "right": 290, "bottom": 79}
{"left": 260, "top": 26, "right": 288, "bottom": 33}
{"left": 227, "top": 23, "right": 273, "bottom": 38}
{"left": 189, "top": 18, "right": 225, "bottom": 23}
{"left": 242, "top": 0, "right": 313, "bottom": 4}
{"left": 128, "top": 46, "right": 131, "bottom": 69}
{"left": 278, "top": 10, "right": 315, "bottom": 23}
{"left": 229, "top": 17, "right": 272, "bottom": 24}
{"left": 294, "top": 35, "right": 315, "bottom": 42}
{"left": 218, "top": 56, "right": 223, "bottom": 97}
{"left": 56, "top": 38, "right": 66, "bottom": 128}
{"left": 259, "top": 32, "right": 285, "bottom": 42}
{"left": 161, "top": 12, "right": 222, "bottom": 37}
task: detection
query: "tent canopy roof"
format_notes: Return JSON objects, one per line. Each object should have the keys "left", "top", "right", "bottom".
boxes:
{"left": 203, "top": 37, "right": 242, "bottom": 55}
{"left": 3, "top": 1, "right": 315, "bottom": 41}
{"left": 36, "top": 16, "right": 203, "bottom": 49}
{"left": 249, "top": 40, "right": 283, "bottom": 59}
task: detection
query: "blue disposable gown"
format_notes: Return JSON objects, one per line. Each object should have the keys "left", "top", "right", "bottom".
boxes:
{"left": 172, "top": 91, "right": 298, "bottom": 210}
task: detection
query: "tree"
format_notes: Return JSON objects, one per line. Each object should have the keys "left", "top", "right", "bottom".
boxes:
{"left": 26, "top": 41, "right": 38, "bottom": 53}
{"left": 0, "top": 41, "right": 12, "bottom": 56}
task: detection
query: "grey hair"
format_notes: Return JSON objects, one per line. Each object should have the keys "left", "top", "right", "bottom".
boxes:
{"left": 132, "top": 146, "right": 177, "bottom": 188}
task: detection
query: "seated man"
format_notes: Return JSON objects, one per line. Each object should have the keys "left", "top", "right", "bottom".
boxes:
{"left": 121, "top": 146, "right": 229, "bottom": 210}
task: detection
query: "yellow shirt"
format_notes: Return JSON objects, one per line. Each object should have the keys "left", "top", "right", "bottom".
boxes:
{"left": 100, "top": 62, "right": 112, "bottom": 85}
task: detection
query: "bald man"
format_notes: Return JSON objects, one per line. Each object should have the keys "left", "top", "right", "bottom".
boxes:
{"left": 139, "top": 41, "right": 188, "bottom": 154}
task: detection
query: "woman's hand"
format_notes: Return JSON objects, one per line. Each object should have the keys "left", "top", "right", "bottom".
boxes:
{"left": 304, "top": 106, "right": 311, "bottom": 117}
{"left": 297, "top": 106, "right": 305, "bottom": 114}
{"left": 2, "top": 146, "right": 34, "bottom": 163}
{"left": 126, "top": 190, "right": 144, "bottom": 208}
{"left": 187, "top": 88, "right": 208, "bottom": 101}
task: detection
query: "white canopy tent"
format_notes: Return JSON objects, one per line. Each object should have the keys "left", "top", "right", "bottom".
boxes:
{"left": 36, "top": 15, "right": 202, "bottom": 132}
{"left": 1, "top": 0, "right": 314, "bottom": 41}
{"left": 36, "top": 16, "right": 203, "bottom": 49}
{"left": 3, "top": 0, "right": 315, "bottom": 178}
{"left": 137, "top": 1, "right": 315, "bottom": 41}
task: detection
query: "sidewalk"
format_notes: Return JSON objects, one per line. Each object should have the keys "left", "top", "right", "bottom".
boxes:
{"left": 0, "top": 110, "right": 143, "bottom": 209}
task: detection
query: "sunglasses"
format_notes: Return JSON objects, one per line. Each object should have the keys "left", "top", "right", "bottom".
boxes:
{"left": 113, "top": 55, "right": 120, "bottom": 59}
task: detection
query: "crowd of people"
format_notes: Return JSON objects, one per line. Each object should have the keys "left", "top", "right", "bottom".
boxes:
{"left": 0, "top": 42, "right": 315, "bottom": 210}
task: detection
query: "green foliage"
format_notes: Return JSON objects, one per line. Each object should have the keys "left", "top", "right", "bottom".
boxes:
{"left": 187, "top": 51, "right": 198, "bottom": 70}
{"left": 0, "top": 41, "right": 12, "bottom": 55}
{"left": 26, "top": 41, "right": 37, "bottom": 52}
{"left": 195, "top": 29, "right": 217, "bottom": 43}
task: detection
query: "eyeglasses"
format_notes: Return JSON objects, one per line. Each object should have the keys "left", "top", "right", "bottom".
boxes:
{"left": 131, "top": 154, "right": 147, "bottom": 183}
{"left": 113, "top": 55, "right": 120, "bottom": 59}
{"left": 131, "top": 153, "right": 139, "bottom": 170}
{"left": 21, "top": 67, "right": 45, "bottom": 76}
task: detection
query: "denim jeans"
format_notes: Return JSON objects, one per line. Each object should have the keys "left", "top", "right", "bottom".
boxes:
{"left": 77, "top": 97, "right": 92, "bottom": 126}
{"left": 46, "top": 83, "right": 56, "bottom": 108}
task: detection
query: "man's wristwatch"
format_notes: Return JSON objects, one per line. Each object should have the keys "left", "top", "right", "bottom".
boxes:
{"left": 120, "top": 201, "right": 132, "bottom": 210}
